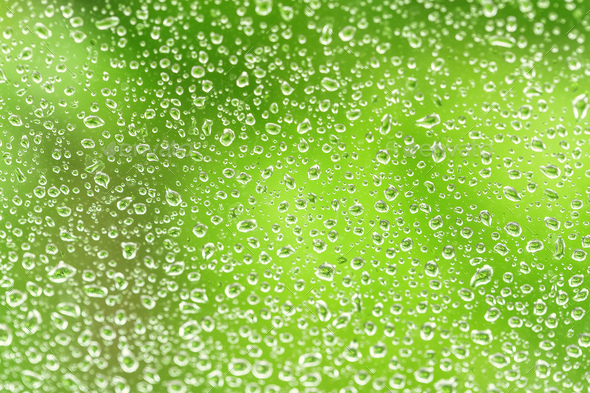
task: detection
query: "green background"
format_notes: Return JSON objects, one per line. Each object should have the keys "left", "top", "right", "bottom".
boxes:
{"left": 1, "top": 0, "right": 590, "bottom": 391}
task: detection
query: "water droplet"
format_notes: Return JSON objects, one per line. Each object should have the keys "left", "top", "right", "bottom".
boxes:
{"left": 122, "top": 242, "right": 138, "bottom": 259}
{"left": 573, "top": 93, "right": 589, "bottom": 120}
{"left": 95, "top": 16, "right": 120, "bottom": 30}
{"left": 220, "top": 128, "right": 235, "bottom": 147}
{"left": 416, "top": 113, "right": 440, "bottom": 129}
{"left": 193, "top": 223, "right": 208, "bottom": 238}
{"left": 540, "top": 164, "right": 560, "bottom": 179}
{"left": 48, "top": 262, "right": 77, "bottom": 283}
{"left": 0, "top": 324, "right": 13, "bottom": 346}
{"left": 308, "top": 165, "right": 321, "bottom": 180}
{"left": 504, "top": 222, "right": 522, "bottom": 237}
{"left": 376, "top": 150, "right": 390, "bottom": 165}
{"left": 526, "top": 240, "right": 544, "bottom": 253}
{"left": 237, "top": 71, "right": 249, "bottom": 88}
{"left": 338, "top": 26, "right": 356, "bottom": 42}
{"left": 265, "top": 123, "right": 281, "bottom": 135}
{"left": 83, "top": 115, "right": 105, "bottom": 129}
{"left": 503, "top": 186, "right": 521, "bottom": 202}
{"left": 481, "top": 0, "right": 498, "bottom": 17}
{"left": 237, "top": 219, "right": 257, "bottom": 233}
{"left": 429, "top": 215, "right": 443, "bottom": 230}
{"left": 471, "top": 329, "right": 493, "bottom": 345}
{"left": 277, "top": 245, "right": 295, "bottom": 258}
{"left": 34, "top": 23, "right": 52, "bottom": 39}
{"left": 166, "top": 188, "right": 182, "bottom": 206}
{"left": 531, "top": 137, "right": 546, "bottom": 151}
{"left": 471, "top": 265, "right": 493, "bottom": 287}
{"left": 297, "top": 118, "right": 312, "bottom": 134}
{"left": 94, "top": 172, "right": 110, "bottom": 189}
{"left": 119, "top": 349, "right": 139, "bottom": 373}
{"left": 431, "top": 141, "right": 446, "bottom": 163}
{"left": 321, "top": 77, "right": 339, "bottom": 92}
{"left": 379, "top": 114, "right": 392, "bottom": 135}
{"left": 316, "top": 263, "right": 335, "bottom": 281}
{"left": 8, "top": 114, "right": 22, "bottom": 126}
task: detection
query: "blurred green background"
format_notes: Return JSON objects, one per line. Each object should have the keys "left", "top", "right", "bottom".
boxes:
{"left": 1, "top": 0, "right": 590, "bottom": 392}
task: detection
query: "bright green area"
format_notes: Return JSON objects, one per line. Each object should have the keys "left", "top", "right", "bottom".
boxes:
{"left": 1, "top": 0, "right": 590, "bottom": 392}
